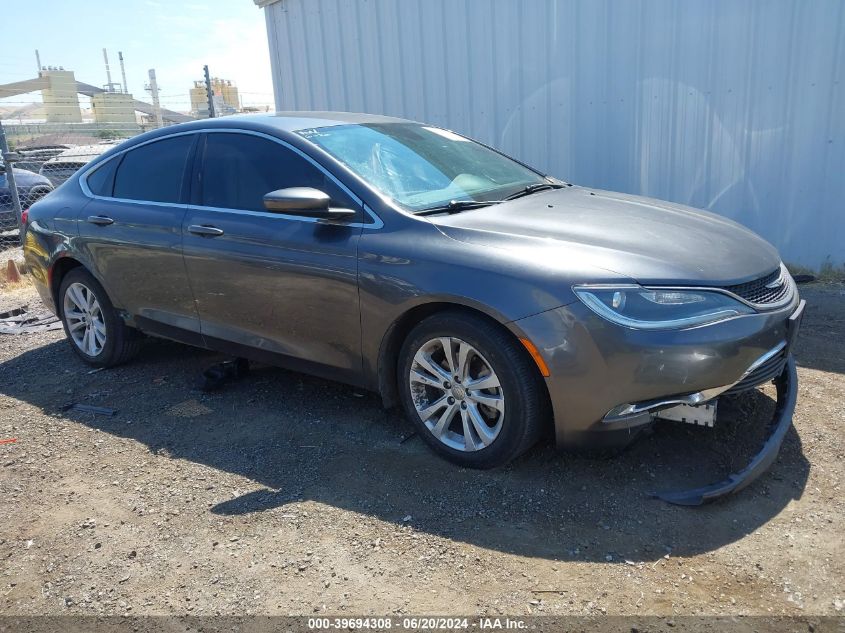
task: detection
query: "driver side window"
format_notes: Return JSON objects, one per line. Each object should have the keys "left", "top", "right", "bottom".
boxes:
{"left": 197, "top": 132, "right": 358, "bottom": 216}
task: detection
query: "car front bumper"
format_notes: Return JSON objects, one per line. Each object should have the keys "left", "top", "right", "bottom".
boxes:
{"left": 509, "top": 293, "right": 803, "bottom": 448}
{"left": 652, "top": 354, "right": 798, "bottom": 505}
{"left": 509, "top": 295, "right": 804, "bottom": 503}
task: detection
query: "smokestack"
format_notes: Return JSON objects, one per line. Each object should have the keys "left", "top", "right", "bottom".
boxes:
{"left": 102, "top": 48, "right": 113, "bottom": 92}
{"left": 119, "top": 51, "right": 128, "bottom": 94}
{"left": 35, "top": 49, "right": 42, "bottom": 73}
{"left": 148, "top": 68, "right": 163, "bottom": 128}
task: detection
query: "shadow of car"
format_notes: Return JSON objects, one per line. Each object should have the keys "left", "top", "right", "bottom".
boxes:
{"left": 0, "top": 336, "right": 809, "bottom": 562}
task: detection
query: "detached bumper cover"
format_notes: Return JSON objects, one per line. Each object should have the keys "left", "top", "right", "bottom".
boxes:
{"left": 654, "top": 355, "right": 798, "bottom": 506}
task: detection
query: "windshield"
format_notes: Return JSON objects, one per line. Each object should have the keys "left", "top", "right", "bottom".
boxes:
{"left": 297, "top": 122, "right": 547, "bottom": 211}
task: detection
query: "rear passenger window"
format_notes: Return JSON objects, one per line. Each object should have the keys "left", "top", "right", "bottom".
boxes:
{"left": 86, "top": 157, "right": 119, "bottom": 197}
{"left": 113, "top": 135, "right": 194, "bottom": 203}
{"left": 198, "top": 132, "right": 357, "bottom": 213}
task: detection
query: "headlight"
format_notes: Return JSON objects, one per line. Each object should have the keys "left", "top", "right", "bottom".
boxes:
{"left": 574, "top": 285, "right": 754, "bottom": 330}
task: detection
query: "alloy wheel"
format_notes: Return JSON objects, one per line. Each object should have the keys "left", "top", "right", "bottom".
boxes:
{"left": 408, "top": 337, "right": 505, "bottom": 451}
{"left": 63, "top": 282, "right": 107, "bottom": 357}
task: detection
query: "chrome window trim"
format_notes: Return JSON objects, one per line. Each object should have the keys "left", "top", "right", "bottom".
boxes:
{"left": 78, "top": 128, "right": 384, "bottom": 230}
{"left": 185, "top": 201, "right": 383, "bottom": 229}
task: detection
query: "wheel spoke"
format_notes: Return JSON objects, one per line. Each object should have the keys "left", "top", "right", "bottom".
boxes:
{"left": 467, "top": 403, "right": 497, "bottom": 447}
{"left": 456, "top": 341, "right": 471, "bottom": 383}
{"left": 92, "top": 326, "right": 106, "bottom": 346}
{"left": 68, "top": 319, "right": 86, "bottom": 332}
{"left": 431, "top": 402, "right": 458, "bottom": 438}
{"left": 92, "top": 319, "right": 106, "bottom": 336}
{"left": 85, "top": 288, "right": 95, "bottom": 312}
{"left": 410, "top": 367, "right": 446, "bottom": 390}
{"left": 439, "top": 337, "right": 456, "bottom": 375}
{"left": 416, "top": 394, "right": 449, "bottom": 421}
{"left": 469, "top": 391, "right": 504, "bottom": 412}
{"left": 414, "top": 351, "right": 450, "bottom": 383}
{"left": 67, "top": 286, "right": 86, "bottom": 311}
{"left": 459, "top": 409, "right": 478, "bottom": 451}
{"left": 466, "top": 373, "right": 500, "bottom": 391}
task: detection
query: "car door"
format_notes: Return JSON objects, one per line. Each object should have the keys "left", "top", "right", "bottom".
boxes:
{"left": 77, "top": 133, "right": 202, "bottom": 341}
{"left": 181, "top": 131, "right": 365, "bottom": 383}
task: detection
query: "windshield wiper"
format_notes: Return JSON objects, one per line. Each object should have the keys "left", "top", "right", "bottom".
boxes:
{"left": 414, "top": 199, "right": 503, "bottom": 216}
{"left": 504, "top": 183, "right": 564, "bottom": 201}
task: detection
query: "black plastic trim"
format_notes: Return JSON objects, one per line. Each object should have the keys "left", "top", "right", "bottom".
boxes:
{"left": 653, "top": 355, "right": 798, "bottom": 506}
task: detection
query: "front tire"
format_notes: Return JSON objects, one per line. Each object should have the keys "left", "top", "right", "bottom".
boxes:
{"left": 58, "top": 268, "right": 142, "bottom": 367}
{"left": 398, "top": 311, "right": 548, "bottom": 469}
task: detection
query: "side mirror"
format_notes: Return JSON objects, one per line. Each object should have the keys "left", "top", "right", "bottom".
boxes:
{"left": 262, "top": 187, "right": 355, "bottom": 220}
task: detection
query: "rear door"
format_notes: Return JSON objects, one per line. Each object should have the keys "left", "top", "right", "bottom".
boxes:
{"left": 77, "top": 133, "right": 202, "bottom": 340}
{"left": 182, "top": 131, "right": 364, "bottom": 383}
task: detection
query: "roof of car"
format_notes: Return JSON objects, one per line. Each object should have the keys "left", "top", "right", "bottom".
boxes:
{"left": 96, "top": 112, "right": 418, "bottom": 160}
{"left": 191, "top": 111, "right": 413, "bottom": 133}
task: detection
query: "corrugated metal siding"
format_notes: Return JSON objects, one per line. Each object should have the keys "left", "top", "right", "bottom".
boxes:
{"left": 264, "top": 0, "right": 845, "bottom": 269}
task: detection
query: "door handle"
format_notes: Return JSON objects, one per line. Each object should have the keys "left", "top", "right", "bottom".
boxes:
{"left": 188, "top": 224, "right": 224, "bottom": 237}
{"left": 87, "top": 215, "right": 114, "bottom": 226}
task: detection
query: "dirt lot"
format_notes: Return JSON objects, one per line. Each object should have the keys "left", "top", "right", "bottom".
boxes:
{"left": 0, "top": 272, "right": 842, "bottom": 618}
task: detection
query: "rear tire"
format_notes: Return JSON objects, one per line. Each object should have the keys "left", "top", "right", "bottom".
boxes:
{"left": 58, "top": 268, "right": 142, "bottom": 367}
{"left": 398, "top": 311, "right": 548, "bottom": 469}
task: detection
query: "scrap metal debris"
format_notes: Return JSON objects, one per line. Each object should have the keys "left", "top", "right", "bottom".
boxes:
{"left": 0, "top": 305, "right": 62, "bottom": 335}
{"left": 61, "top": 403, "right": 117, "bottom": 416}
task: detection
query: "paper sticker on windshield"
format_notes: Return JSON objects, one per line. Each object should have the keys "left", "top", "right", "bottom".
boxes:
{"left": 423, "top": 127, "right": 469, "bottom": 142}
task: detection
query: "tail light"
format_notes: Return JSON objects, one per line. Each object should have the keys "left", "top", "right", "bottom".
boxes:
{"left": 20, "top": 209, "right": 29, "bottom": 225}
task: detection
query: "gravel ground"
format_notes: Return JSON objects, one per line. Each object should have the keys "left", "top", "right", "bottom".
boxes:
{"left": 0, "top": 274, "right": 842, "bottom": 618}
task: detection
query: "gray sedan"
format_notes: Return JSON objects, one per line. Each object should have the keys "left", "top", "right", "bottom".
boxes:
{"left": 23, "top": 112, "right": 804, "bottom": 503}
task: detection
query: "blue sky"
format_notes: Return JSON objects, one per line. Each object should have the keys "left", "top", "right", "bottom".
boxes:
{"left": 0, "top": 0, "right": 274, "bottom": 112}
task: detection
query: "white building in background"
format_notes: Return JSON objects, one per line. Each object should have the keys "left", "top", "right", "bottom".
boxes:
{"left": 254, "top": 0, "right": 844, "bottom": 270}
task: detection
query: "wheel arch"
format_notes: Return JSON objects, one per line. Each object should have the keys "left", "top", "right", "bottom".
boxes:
{"left": 50, "top": 256, "right": 85, "bottom": 316}
{"left": 376, "top": 301, "right": 552, "bottom": 417}
{"left": 49, "top": 256, "right": 115, "bottom": 318}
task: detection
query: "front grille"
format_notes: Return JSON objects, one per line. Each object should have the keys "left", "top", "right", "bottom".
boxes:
{"left": 723, "top": 346, "right": 788, "bottom": 396}
{"left": 721, "top": 268, "right": 791, "bottom": 306}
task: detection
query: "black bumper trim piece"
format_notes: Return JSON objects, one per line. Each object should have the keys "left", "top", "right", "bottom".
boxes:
{"left": 653, "top": 355, "right": 798, "bottom": 506}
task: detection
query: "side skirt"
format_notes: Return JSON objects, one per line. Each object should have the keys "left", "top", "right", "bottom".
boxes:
{"left": 134, "top": 316, "right": 370, "bottom": 391}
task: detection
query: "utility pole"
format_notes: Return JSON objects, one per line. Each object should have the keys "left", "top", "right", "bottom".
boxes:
{"left": 203, "top": 65, "right": 215, "bottom": 118}
{"left": 146, "top": 69, "right": 163, "bottom": 128}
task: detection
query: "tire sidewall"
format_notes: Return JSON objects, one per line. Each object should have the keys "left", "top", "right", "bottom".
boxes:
{"left": 398, "top": 314, "right": 534, "bottom": 469}
{"left": 59, "top": 269, "right": 121, "bottom": 366}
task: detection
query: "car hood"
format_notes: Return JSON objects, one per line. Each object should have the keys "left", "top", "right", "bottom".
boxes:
{"left": 430, "top": 186, "right": 781, "bottom": 286}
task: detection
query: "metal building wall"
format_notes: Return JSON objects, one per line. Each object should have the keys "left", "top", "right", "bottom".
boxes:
{"left": 262, "top": 0, "right": 844, "bottom": 269}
